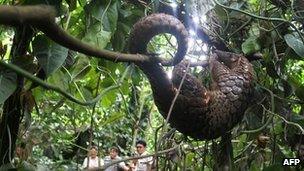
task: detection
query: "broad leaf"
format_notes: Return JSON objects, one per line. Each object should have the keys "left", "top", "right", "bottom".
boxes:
{"left": 71, "top": 55, "right": 91, "bottom": 81}
{"left": 33, "top": 35, "right": 69, "bottom": 76}
{"left": 84, "top": 0, "right": 119, "bottom": 33}
{"left": 112, "top": 22, "right": 130, "bottom": 51}
{"left": 0, "top": 70, "right": 17, "bottom": 104}
{"left": 48, "top": 70, "right": 69, "bottom": 91}
{"left": 82, "top": 23, "right": 111, "bottom": 49}
{"left": 101, "top": 112, "right": 125, "bottom": 126}
{"left": 284, "top": 34, "right": 304, "bottom": 58}
{"left": 100, "top": 90, "right": 117, "bottom": 108}
{"left": 242, "top": 37, "right": 261, "bottom": 54}
{"left": 288, "top": 74, "right": 304, "bottom": 100}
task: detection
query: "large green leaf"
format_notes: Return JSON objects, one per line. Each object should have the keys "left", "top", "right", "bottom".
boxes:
{"left": 112, "top": 22, "right": 130, "bottom": 51}
{"left": 70, "top": 55, "right": 91, "bottom": 81}
{"left": 100, "top": 90, "right": 117, "bottom": 108}
{"left": 47, "top": 70, "right": 69, "bottom": 91}
{"left": 84, "top": 0, "right": 119, "bottom": 33}
{"left": 0, "top": 70, "right": 17, "bottom": 104}
{"left": 284, "top": 34, "right": 304, "bottom": 58}
{"left": 288, "top": 74, "right": 304, "bottom": 100}
{"left": 101, "top": 112, "right": 125, "bottom": 126}
{"left": 242, "top": 36, "right": 261, "bottom": 54}
{"left": 33, "top": 35, "right": 69, "bottom": 76}
{"left": 82, "top": 23, "right": 111, "bottom": 49}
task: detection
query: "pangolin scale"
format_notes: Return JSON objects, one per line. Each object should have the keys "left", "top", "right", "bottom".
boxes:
{"left": 129, "top": 13, "right": 254, "bottom": 140}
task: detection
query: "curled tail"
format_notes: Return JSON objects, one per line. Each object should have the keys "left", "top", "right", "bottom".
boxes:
{"left": 128, "top": 13, "right": 189, "bottom": 116}
{"left": 129, "top": 13, "right": 188, "bottom": 65}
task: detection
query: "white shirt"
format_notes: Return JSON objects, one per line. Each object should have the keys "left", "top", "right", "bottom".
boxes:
{"left": 134, "top": 152, "right": 153, "bottom": 171}
{"left": 82, "top": 156, "right": 104, "bottom": 170}
{"left": 104, "top": 155, "right": 127, "bottom": 171}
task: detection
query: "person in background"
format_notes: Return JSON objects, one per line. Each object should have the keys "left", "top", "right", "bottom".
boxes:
{"left": 82, "top": 146, "right": 104, "bottom": 170}
{"left": 104, "top": 146, "right": 129, "bottom": 171}
{"left": 130, "top": 140, "right": 153, "bottom": 171}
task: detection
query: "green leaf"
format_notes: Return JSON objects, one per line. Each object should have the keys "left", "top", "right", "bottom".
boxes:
{"left": 290, "top": 114, "right": 304, "bottom": 127}
{"left": 100, "top": 76, "right": 114, "bottom": 88}
{"left": 0, "top": 70, "right": 17, "bottom": 104}
{"left": 71, "top": 55, "right": 91, "bottom": 81}
{"left": 273, "top": 122, "right": 283, "bottom": 134}
{"left": 186, "top": 152, "right": 195, "bottom": 166}
{"left": 47, "top": 70, "right": 69, "bottom": 91}
{"left": 288, "top": 74, "right": 304, "bottom": 100}
{"left": 242, "top": 37, "right": 261, "bottom": 54}
{"left": 284, "top": 34, "right": 304, "bottom": 58}
{"left": 249, "top": 23, "right": 260, "bottom": 37}
{"left": 33, "top": 35, "right": 69, "bottom": 76}
{"left": 112, "top": 22, "right": 130, "bottom": 51}
{"left": 263, "top": 164, "right": 284, "bottom": 171}
{"left": 214, "top": 4, "right": 229, "bottom": 21}
{"left": 100, "top": 90, "right": 117, "bottom": 108}
{"left": 81, "top": 86, "right": 93, "bottom": 101}
{"left": 103, "top": 1, "right": 119, "bottom": 33}
{"left": 101, "top": 112, "right": 125, "bottom": 126}
{"left": 84, "top": 0, "right": 119, "bottom": 33}
{"left": 82, "top": 23, "right": 111, "bottom": 49}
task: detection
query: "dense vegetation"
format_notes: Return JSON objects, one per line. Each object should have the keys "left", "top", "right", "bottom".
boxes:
{"left": 1, "top": 0, "right": 304, "bottom": 170}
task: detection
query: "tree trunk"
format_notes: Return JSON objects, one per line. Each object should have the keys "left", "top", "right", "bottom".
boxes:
{"left": 0, "top": 25, "right": 33, "bottom": 166}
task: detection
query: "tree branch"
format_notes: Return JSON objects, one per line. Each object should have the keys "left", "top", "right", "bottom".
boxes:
{"left": 94, "top": 146, "right": 179, "bottom": 171}
{"left": 0, "top": 5, "right": 213, "bottom": 67}
{"left": 214, "top": 0, "right": 304, "bottom": 43}
{"left": 0, "top": 60, "right": 131, "bottom": 106}
{"left": 0, "top": 5, "right": 153, "bottom": 64}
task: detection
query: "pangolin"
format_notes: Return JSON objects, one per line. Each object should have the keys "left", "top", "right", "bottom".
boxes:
{"left": 129, "top": 13, "right": 254, "bottom": 140}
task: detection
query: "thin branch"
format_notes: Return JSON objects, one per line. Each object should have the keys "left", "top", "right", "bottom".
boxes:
{"left": 97, "top": 65, "right": 133, "bottom": 119}
{"left": 157, "top": 61, "right": 190, "bottom": 149}
{"left": 0, "top": 5, "right": 153, "bottom": 63}
{"left": 241, "top": 85, "right": 275, "bottom": 134}
{"left": 93, "top": 146, "right": 179, "bottom": 171}
{"left": 241, "top": 106, "right": 273, "bottom": 134}
{"left": 263, "top": 106, "right": 304, "bottom": 134}
{"left": 234, "top": 140, "right": 254, "bottom": 159}
{"left": 0, "top": 60, "right": 129, "bottom": 106}
{"left": 0, "top": 5, "right": 196, "bottom": 66}
{"left": 214, "top": 0, "right": 304, "bottom": 43}
{"left": 228, "top": 18, "right": 252, "bottom": 39}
